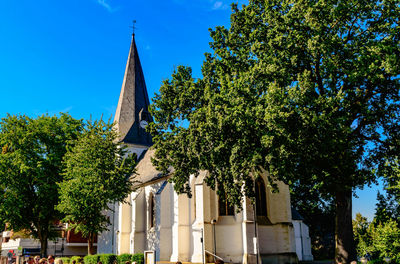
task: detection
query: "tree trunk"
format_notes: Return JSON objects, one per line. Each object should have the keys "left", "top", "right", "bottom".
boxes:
{"left": 39, "top": 233, "right": 48, "bottom": 257}
{"left": 335, "top": 190, "right": 356, "bottom": 264}
{"left": 88, "top": 232, "right": 95, "bottom": 255}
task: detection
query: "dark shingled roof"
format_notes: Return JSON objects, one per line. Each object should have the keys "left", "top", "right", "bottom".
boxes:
{"left": 114, "top": 34, "right": 153, "bottom": 147}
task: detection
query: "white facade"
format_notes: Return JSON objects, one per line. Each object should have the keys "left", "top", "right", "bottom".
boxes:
{"left": 292, "top": 220, "right": 313, "bottom": 262}
{"left": 98, "top": 149, "right": 299, "bottom": 264}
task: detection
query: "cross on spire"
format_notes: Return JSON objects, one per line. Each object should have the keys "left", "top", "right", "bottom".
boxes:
{"left": 130, "top": 20, "right": 137, "bottom": 35}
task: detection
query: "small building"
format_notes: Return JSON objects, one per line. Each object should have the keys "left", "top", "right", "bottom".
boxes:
{"left": 0, "top": 227, "right": 96, "bottom": 263}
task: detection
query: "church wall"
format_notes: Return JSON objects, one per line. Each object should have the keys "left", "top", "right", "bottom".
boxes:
{"left": 201, "top": 185, "right": 244, "bottom": 264}
{"left": 202, "top": 185, "right": 216, "bottom": 263}
{"left": 97, "top": 202, "right": 119, "bottom": 254}
{"left": 177, "top": 191, "right": 192, "bottom": 261}
{"left": 125, "top": 171, "right": 296, "bottom": 264}
{"left": 159, "top": 182, "right": 173, "bottom": 260}
{"left": 265, "top": 181, "right": 292, "bottom": 224}
{"left": 118, "top": 194, "right": 132, "bottom": 254}
{"left": 292, "top": 220, "right": 313, "bottom": 261}
{"left": 144, "top": 184, "right": 161, "bottom": 261}
{"left": 190, "top": 182, "right": 205, "bottom": 263}
{"left": 241, "top": 197, "right": 258, "bottom": 264}
{"left": 131, "top": 190, "right": 146, "bottom": 254}
{"left": 215, "top": 215, "right": 244, "bottom": 264}
{"left": 257, "top": 224, "right": 294, "bottom": 254}
{"left": 258, "top": 174, "right": 296, "bottom": 260}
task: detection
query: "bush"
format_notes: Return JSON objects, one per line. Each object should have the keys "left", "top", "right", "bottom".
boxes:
{"left": 70, "top": 256, "right": 83, "bottom": 264}
{"left": 117, "top": 254, "right": 132, "bottom": 264}
{"left": 370, "top": 220, "right": 400, "bottom": 263}
{"left": 84, "top": 255, "right": 99, "bottom": 264}
{"left": 131, "top": 253, "right": 144, "bottom": 264}
{"left": 58, "top": 258, "right": 71, "bottom": 264}
{"left": 99, "top": 254, "right": 117, "bottom": 264}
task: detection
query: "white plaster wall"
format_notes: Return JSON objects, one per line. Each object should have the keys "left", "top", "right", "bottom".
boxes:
{"left": 258, "top": 224, "right": 295, "bottom": 254}
{"left": 190, "top": 183, "right": 205, "bottom": 263}
{"left": 98, "top": 202, "right": 119, "bottom": 254}
{"left": 266, "top": 182, "right": 292, "bottom": 224}
{"left": 159, "top": 183, "right": 173, "bottom": 260}
{"left": 215, "top": 216, "right": 244, "bottom": 263}
{"left": 98, "top": 145, "right": 147, "bottom": 255}
{"left": 293, "top": 220, "right": 313, "bottom": 261}
{"left": 131, "top": 190, "right": 146, "bottom": 254}
{"left": 126, "top": 172, "right": 296, "bottom": 264}
{"left": 144, "top": 183, "right": 162, "bottom": 261}
{"left": 118, "top": 194, "right": 132, "bottom": 254}
{"left": 241, "top": 197, "right": 258, "bottom": 264}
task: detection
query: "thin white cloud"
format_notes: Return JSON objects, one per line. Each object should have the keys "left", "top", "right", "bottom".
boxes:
{"left": 211, "top": 0, "right": 229, "bottom": 10}
{"left": 96, "top": 0, "right": 114, "bottom": 12}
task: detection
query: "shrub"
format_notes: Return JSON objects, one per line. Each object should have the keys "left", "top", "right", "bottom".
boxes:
{"left": 83, "top": 255, "right": 99, "bottom": 264}
{"left": 117, "top": 254, "right": 132, "bottom": 264}
{"left": 70, "top": 256, "right": 83, "bottom": 264}
{"left": 370, "top": 220, "right": 400, "bottom": 263}
{"left": 131, "top": 253, "right": 144, "bottom": 264}
{"left": 99, "top": 254, "right": 117, "bottom": 264}
{"left": 58, "top": 258, "right": 71, "bottom": 264}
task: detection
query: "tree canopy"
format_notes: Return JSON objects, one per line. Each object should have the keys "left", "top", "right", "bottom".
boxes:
{"left": 149, "top": 0, "right": 400, "bottom": 263}
{"left": 0, "top": 113, "right": 82, "bottom": 256}
{"left": 58, "top": 119, "right": 136, "bottom": 255}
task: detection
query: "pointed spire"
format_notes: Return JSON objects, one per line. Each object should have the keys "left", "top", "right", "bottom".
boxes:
{"left": 114, "top": 34, "right": 153, "bottom": 147}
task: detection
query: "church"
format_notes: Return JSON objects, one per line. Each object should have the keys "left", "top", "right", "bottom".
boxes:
{"left": 97, "top": 34, "right": 313, "bottom": 264}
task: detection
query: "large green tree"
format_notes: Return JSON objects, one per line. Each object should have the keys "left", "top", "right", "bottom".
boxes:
{"left": 58, "top": 119, "right": 136, "bottom": 255}
{"left": 0, "top": 114, "right": 82, "bottom": 256}
{"left": 148, "top": 0, "right": 400, "bottom": 263}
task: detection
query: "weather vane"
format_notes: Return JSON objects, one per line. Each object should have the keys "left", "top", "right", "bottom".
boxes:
{"left": 130, "top": 20, "right": 137, "bottom": 35}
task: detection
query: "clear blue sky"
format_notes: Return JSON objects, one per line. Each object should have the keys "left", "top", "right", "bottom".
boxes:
{"left": 0, "top": 0, "right": 383, "bottom": 221}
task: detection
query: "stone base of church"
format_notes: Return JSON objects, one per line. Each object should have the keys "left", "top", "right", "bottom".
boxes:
{"left": 260, "top": 253, "right": 298, "bottom": 264}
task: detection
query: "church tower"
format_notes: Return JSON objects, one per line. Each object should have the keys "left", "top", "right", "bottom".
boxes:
{"left": 97, "top": 33, "right": 152, "bottom": 255}
{"left": 114, "top": 33, "right": 153, "bottom": 149}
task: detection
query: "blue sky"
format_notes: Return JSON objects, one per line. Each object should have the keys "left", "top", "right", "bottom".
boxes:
{"left": 0, "top": 0, "right": 383, "bottom": 221}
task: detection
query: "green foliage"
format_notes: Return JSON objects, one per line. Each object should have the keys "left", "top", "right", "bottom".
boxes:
{"left": 98, "top": 254, "right": 117, "bottom": 264}
{"left": 83, "top": 255, "right": 100, "bottom": 264}
{"left": 117, "top": 254, "right": 132, "bottom": 264}
{"left": 58, "top": 258, "right": 71, "bottom": 264}
{"left": 58, "top": 119, "right": 136, "bottom": 254}
{"left": 374, "top": 192, "right": 400, "bottom": 226}
{"left": 0, "top": 113, "right": 82, "bottom": 256}
{"left": 369, "top": 220, "right": 400, "bottom": 262}
{"left": 353, "top": 213, "right": 373, "bottom": 256}
{"left": 149, "top": 0, "right": 400, "bottom": 262}
{"left": 131, "top": 253, "right": 144, "bottom": 264}
{"left": 353, "top": 212, "right": 400, "bottom": 262}
{"left": 80, "top": 254, "right": 143, "bottom": 264}
{"left": 70, "top": 256, "right": 83, "bottom": 264}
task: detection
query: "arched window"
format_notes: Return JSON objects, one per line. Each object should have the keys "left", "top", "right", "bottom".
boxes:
{"left": 255, "top": 177, "right": 267, "bottom": 217}
{"left": 149, "top": 193, "right": 155, "bottom": 228}
{"left": 218, "top": 192, "right": 235, "bottom": 216}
